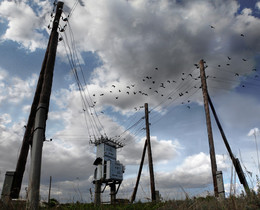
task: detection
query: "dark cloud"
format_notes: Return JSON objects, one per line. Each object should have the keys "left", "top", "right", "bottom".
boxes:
{"left": 1, "top": 0, "right": 260, "bottom": 202}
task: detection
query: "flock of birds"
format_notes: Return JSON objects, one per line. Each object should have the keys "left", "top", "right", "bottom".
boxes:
{"left": 45, "top": 2, "right": 260, "bottom": 144}
{"left": 47, "top": 2, "right": 259, "bottom": 116}
{"left": 88, "top": 67, "right": 200, "bottom": 111}
{"left": 85, "top": 25, "right": 259, "bottom": 114}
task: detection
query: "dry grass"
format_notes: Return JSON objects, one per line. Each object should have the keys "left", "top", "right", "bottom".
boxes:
{"left": 1, "top": 190, "right": 260, "bottom": 210}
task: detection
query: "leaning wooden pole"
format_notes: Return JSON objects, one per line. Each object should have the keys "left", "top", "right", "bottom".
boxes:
{"left": 207, "top": 94, "right": 250, "bottom": 194}
{"left": 144, "top": 103, "right": 156, "bottom": 201}
{"left": 199, "top": 60, "right": 218, "bottom": 197}
{"left": 130, "top": 139, "right": 147, "bottom": 203}
{"left": 27, "top": 2, "right": 63, "bottom": 209}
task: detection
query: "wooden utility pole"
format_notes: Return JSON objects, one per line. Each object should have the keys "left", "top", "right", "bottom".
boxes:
{"left": 207, "top": 94, "right": 250, "bottom": 194}
{"left": 144, "top": 103, "right": 156, "bottom": 201}
{"left": 130, "top": 139, "right": 147, "bottom": 203}
{"left": 27, "top": 2, "right": 64, "bottom": 209}
{"left": 199, "top": 60, "right": 218, "bottom": 197}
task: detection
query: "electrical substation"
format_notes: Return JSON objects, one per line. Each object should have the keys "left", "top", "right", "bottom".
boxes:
{"left": 92, "top": 136, "right": 125, "bottom": 204}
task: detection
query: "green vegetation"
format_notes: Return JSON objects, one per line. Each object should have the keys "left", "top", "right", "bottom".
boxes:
{"left": 1, "top": 191, "right": 260, "bottom": 210}
{"left": 44, "top": 190, "right": 260, "bottom": 210}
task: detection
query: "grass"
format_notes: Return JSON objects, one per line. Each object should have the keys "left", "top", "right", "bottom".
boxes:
{"left": 1, "top": 190, "right": 260, "bottom": 209}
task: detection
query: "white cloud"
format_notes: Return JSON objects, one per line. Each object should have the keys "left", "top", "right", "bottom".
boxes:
{"left": 118, "top": 136, "right": 181, "bottom": 165}
{"left": 7, "top": 74, "right": 38, "bottom": 103}
{"left": 256, "top": 2, "right": 260, "bottom": 11}
{"left": 154, "top": 152, "right": 229, "bottom": 189}
{"left": 0, "top": 70, "right": 37, "bottom": 105}
{"left": 0, "top": 0, "right": 51, "bottom": 51}
{"left": 0, "top": 113, "right": 12, "bottom": 127}
{"left": 248, "top": 128, "right": 259, "bottom": 137}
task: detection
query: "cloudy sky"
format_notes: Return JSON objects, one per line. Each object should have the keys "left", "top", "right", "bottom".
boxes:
{"left": 1, "top": 0, "right": 260, "bottom": 203}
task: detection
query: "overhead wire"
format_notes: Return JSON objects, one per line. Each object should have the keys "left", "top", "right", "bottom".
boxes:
{"left": 66, "top": 21, "right": 107, "bottom": 137}
{"left": 58, "top": 3, "right": 260, "bottom": 150}
{"left": 60, "top": 17, "right": 106, "bottom": 140}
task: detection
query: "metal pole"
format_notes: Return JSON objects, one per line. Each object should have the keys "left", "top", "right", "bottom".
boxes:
{"left": 199, "top": 60, "right": 218, "bottom": 197}
{"left": 207, "top": 94, "right": 250, "bottom": 194}
{"left": 130, "top": 139, "right": 147, "bottom": 203}
{"left": 144, "top": 103, "right": 156, "bottom": 201}
{"left": 11, "top": 29, "right": 51, "bottom": 199}
{"left": 27, "top": 2, "right": 63, "bottom": 209}
{"left": 27, "top": 104, "right": 47, "bottom": 209}
{"left": 48, "top": 176, "right": 52, "bottom": 204}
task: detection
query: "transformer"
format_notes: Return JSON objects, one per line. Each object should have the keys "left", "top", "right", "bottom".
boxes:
{"left": 92, "top": 136, "right": 125, "bottom": 204}
{"left": 94, "top": 142, "right": 124, "bottom": 182}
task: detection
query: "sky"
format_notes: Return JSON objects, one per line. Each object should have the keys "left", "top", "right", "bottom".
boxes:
{"left": 0, "top": 0, "right": 260, "bottom": 203}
